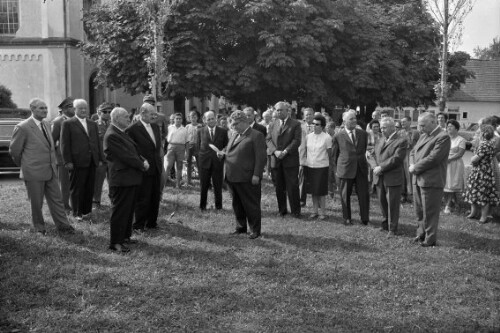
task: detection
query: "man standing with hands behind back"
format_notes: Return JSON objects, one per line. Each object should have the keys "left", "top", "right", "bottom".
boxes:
{"left": 126, "top": 103, "right": 163, "bottom": 232}
{"left": 332, "top": 110, "right": 370, "bottom": 225}
{"left": 266, "top": 101, "right": 302, "bottom": 218}
{"left": 225, "top": 110, "right": 267, "bottom": 239}
{"left": 9, "top": 98, "right": 75, "bottom": 235}
{"left": 409, "top": 112, "right": 450, "bottom": 247}
{"left": 61, "top": 99, "right": 104, "bottom": 221}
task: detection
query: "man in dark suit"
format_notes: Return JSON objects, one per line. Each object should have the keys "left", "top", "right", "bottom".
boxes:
{"left": 400, "top": 116, "right": 420, "bottom": 203}
{"left": 409, "top": 112, "right": 451, "bottom": 247}
{"left": 93, "top": 102, "right": 112, "bottom": 208}
{"left": 125, "top": 103, "right": 163, "bottom": 232}
{"left": 225, "top": 110, "right": 267, "bottom": 239}
{"left": 243, "top": 107, "right": 267, "bottom": 137}
{"left": 61, "top": 99, "right": 104, "bottom": 221}
{"left": 332, "top": 110, "right": 370, "bottom": 225}
{"left": 9, "top": 98, "right": 75, "bottom": 235}
{"left": 371, "top": 117, "right": 407, "bottom": 236}
{"left": 196, "top": 111, "right": 228, "bottom": 210}
{"left": 104, "top": 107, "right": 148, "bottom": 252}
{"left": 51, "top": 97, "right": 74, "bottom": 212}
{"left": 266, "top": 101, "right": 302, "bottom": 217}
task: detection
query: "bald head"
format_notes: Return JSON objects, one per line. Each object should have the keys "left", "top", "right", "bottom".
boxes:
{"left": 203, "top": 111, "right": 217, "bottom": 128}
{"left": 140, "top": 103, "right": 157, "bottom": 124}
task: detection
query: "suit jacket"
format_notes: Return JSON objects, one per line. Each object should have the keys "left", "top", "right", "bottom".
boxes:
{"left": 372, "top": 132, "right": 407, "bottom": 186}
{"left": 196, "top": 125, "right": 228, "bottom": 169}
{"left": 61, "top": 117, "right": 103, "bottom": 168}
{"left": 51, "top": 114, "right": 70, "bottom": 165}
{"left": 103, "top": 125, "right": 144, "bottom": 187}
{"left": 9, "top": 117, "right": 57, "bottom": 181}
{"left": 332, "top": 128, "right": 368, "bottom": 179}
{"left": 410, "top": 126, "right": 451, "bottom": 188}
{"left": 266, "top": 118, "right": 302, "bottom": 167}
{"left": 125, "top": 121, "right": 163, "bottom": 176}
{"left": 252, "top": 122, "right": 267, "bottom": 137}
{"left": 225, "top": 128, "right": 266, "bottom": 183}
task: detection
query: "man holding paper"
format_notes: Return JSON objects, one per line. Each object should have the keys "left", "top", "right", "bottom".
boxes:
{"left": 196, "top": 111, "right": 229, "bottom": 210}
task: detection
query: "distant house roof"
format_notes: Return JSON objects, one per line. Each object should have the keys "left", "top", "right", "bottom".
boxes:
{"left": 449, "top": 59, "right": 500, "bottom": 103}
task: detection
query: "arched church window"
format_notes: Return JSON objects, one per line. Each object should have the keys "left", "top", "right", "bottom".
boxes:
{"left": 0, "top": 0, "right": 19, "bottom": 35}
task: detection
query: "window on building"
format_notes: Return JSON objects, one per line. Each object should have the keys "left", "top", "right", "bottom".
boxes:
{"left": 0, "top": 0, "right": 19, "bottom": 35}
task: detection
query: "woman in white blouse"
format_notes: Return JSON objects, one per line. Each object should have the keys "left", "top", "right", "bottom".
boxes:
{"left": 304, "top": 115, "right": 333, "bottom": 220}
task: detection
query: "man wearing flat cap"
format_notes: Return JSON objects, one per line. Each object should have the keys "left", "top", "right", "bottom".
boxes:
{"left": 51, "top": 97, "right": 75, "bottom": 212}
{"left": 225, "top": 110, "right": 267, "bottom": 239}
{"left": 93, "top": 102, "right": 113, "bottom": 208}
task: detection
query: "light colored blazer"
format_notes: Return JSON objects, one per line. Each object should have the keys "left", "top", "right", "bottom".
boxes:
{"left": 9, "top": 117, "right": 57, "bottom": 181}
{"left": 410, "top": 126, "right": 451, "bottom": 188}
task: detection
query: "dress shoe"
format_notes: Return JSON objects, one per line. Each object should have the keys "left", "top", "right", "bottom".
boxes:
{"left": 344, "top": 219, "right": 353, "bottom": 225}
{"left": 109, "top": 244, "right": 130, "bottom": 253}
{"left": 300, "top": 202, "right": 306, "bottom": 207}
{"left": 123, "top": 238, "right": 138, "bottom": 244}
{"left": 318, "top": 215, "right": 327, "bottom": 221}
{"left": 387, "top": 231, "right": 397, "bottom": 238}
{"left": 478, "top": 217, "right": 491, "bottom": 224}
{"left": 309, "top": 213, "right": 319, "bottom": 219}
{"left": 58, "top": 227, "right": 76, "bottom": 235}
{"left": 248, "top": 232, "right": 260, "bottom": 239}
{"left": 37, "top": 230, "right": 47, "bottom": 236}
{"left": 421, "top": 242, "right": 436, "bottom": 247}
{"left": 133, "top": 228, "right": 145, "bottom": 234}
{"left": 466, "top": 213, "right": 479, "bottom": 220}
{"left": 361, "top": 220, "right": 369, "bottom": 225}
{"left": 380, "top": 226, "right": 388, "bottom": 232}
{"left": 412, "top": 236, "right": 424, "bottom": 243}
{"left": 75, "top": 216, "right": 83, "bottom": 222}
{"left": 292, "top": 213, "right": 302, "bottom": 219}
{"left": 230, "top": 230, "right": 247, "bottom": 235}
{"left": 277, "top": 212, "right": 288, "bottom": 218}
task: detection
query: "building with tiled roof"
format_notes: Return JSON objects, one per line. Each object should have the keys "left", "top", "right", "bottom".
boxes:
{"left": 447, "top": 59, "right": 500, "bottom": 125}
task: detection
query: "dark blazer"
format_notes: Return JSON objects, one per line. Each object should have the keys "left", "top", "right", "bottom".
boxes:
{"left": 125, "top": 121, "right": 163, "bottom": 176}
{"left": 332, "top": 128, "right": 368, "bottom": 179}
{"left": 410, "top": 127, "right": 451, "bottom": 188}
{"left": 252, "top": 122, "right": 267, "bottom": 137}
{"left": 61, "top": 117, "right": 103, "bottom": 167}
{"left": 266, "top": 118, "right": 302, "bottom": 167}
{"left": 225, "top": 128, "right": 266, "bottom": 183}
{"left": 196, "top": 125, "right": 228, "bottom": 169}
{"left": 372, "top": 132, "right": 407, "bottom": 186}
{"left": 51, "top": 114, "right": 69, "bottom": 165}
{"left": 103, "top": 125, "right": 144, "bottom": 187}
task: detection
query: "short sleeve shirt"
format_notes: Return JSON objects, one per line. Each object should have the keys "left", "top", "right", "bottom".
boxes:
{"left": 305, "top": 132, "right": 332, "bottom": 168}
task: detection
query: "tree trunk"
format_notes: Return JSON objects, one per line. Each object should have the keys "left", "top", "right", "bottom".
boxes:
{"left": 439, "top": 0, "right": 449, "bottom": 112}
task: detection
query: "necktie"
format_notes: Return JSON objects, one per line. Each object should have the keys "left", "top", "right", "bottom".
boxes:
{"left": 210, "top": 128, "right": 214, "bottom": 141}
{"left": 146, "top": 124, "right": 156, "bottom": 145}
{"left": 349, "top": 130, "right": 357, "bottom": 146}
{"left": 40, "top": 122, "right": 51, "bottom": 146}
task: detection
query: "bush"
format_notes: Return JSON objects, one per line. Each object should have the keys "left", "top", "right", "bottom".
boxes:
{"left": 0, "top": 85, "right": 17, "bottom": 108}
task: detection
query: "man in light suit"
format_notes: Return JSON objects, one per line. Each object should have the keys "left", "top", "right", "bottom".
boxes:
{"left": 409, "top": 112, "right": 451, "bottom": 247}
{"left": 126, "top": 103, "right": 163, "bottom": 232}
{"left": 332, "top": 110, "right": 370, "bottom": 225}
{"left": 225, "top": 110, "right": 267, "bottom": 239}
{"left": 371, "top": 117, "right": 407, "bottom": 236}
{"left": 400, "top": 116, "right": 419, "bottom": 203}
{"left": 51, "top": 97, "right": 74, "bottom": 212}
{"left": 61, "top": 99, "right": 104, "bottom": 221}
{"left": 104, "top": 107, "right": 149, "bottom": 252}
{"left": 9, "top": 98, "right": 75, "bottom": 235}
{"left": 266, "top": 101, "right": 302, "bottom": 217}
{"left": 196, "top": 111, "right": 229, "bottom": 211}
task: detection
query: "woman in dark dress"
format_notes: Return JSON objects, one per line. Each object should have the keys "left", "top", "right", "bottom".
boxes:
{"left": 464, "top": 124, "right": 500, "bottom": 223}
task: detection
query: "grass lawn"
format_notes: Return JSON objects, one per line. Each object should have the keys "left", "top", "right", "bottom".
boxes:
{"left": 0, "top": 178, "right": 499, "bottom": 332}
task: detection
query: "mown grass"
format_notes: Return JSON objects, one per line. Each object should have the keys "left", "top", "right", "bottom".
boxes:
{"left": 0, "top": 178, "right": 499, "bottom": 332}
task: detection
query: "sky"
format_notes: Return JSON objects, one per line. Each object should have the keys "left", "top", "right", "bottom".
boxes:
{"left": 456, "top": 0, "right": 500, "bottom": 56}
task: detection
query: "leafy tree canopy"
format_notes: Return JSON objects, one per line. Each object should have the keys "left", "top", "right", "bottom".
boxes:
{"left": 80, "top": 0, "right": 470, "bottom": 110}
{"left": 473, "top": 36, "right": 500, "bottom": 60}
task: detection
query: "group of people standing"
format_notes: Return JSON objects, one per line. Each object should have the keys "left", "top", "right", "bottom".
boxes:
{"left": 9, "top": 95, "right": 499, "bottom": 252}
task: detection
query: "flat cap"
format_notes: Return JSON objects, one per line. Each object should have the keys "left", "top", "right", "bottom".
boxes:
{"left": 97, "top": 102, "right": 113, "bottom": 112}
{"left": 143, "top": 94, "right": 156, "bottom": 103}
{"left": 230, "top": 110, "right": 248, "bottom": 123}
{"left": 58, "top": 97, "right": 74, "bottom": 108}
